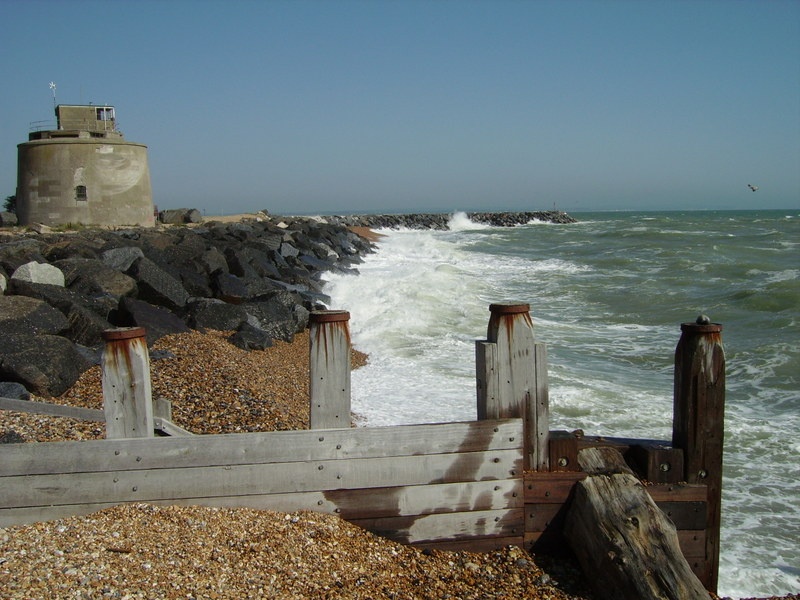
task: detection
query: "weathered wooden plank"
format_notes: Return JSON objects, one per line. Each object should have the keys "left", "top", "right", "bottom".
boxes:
{"left": 351, "top": 508, "right": 524, "bottom": 545}
{"left": 526, "top": 469, "right": 706, "bottom": 505}
{"left": 659, "top": 501, "right": 707, "bottom": 530}
{"left": 525, "top": 502, "right": 565, "bottom": 533}
{"left": 524, "top": 471, "right": 586, "bottom": 503}
{"left": 529, "top": 507, "right": 703, "bottom": 536}
{"left": 687, "top": 558, "right": 711, "bottom": 590}
{"left": 526, "top": 529, "right": 707, "bottom": 562}
{"left": 152, "top": 417, "right": 195, "bottom": 437}
{"left": 530, "top": 342, "right": 549, "bottom": 470}
{"left": 153, "top": 396, "right": 172, "bottom": 421}
{"left": 320, "top": 478, "right": 524, "bottom": 519}
{"left": 0, "top": 397, "right": 105, "bottom": 422}
{"left": 475, "top": 340, "right": 499, "bottom": 421}
{"left": 2, "top": 449, "right": 522, "bottom": 510}
{"left": 309, "top": 310, "right": 351, "bottom": 429}
{"left": 525, "top": 500, "right": 706, "bottom": 536}
{"left": 646, "top": 483, "right": 707, "bottom": 503}
{"left": 677, "top": 530, "right": 707, "bottom": 559}
{"left": 0, "top": 479, "right": 523, "bottom": 528}
{"left": 1, "top": 419, "right": 523, "bottom": 476}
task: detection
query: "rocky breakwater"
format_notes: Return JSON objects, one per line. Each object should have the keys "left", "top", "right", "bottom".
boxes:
{"left": 329, "top": 210, "right": 577, "bottom": 229}
{"left": 0, "top": 216, "right": 374, "bottom": 398}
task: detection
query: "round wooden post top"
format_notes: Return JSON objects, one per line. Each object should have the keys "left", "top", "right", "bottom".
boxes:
{"left": 310, "top": 310, "right": 351, "bottom": 323}
{"left": 101, "top": 327, "right": 147, "bottom": 341}
{"left": 681, "top": 315, "right": 722, "bottom": 334}
{"left": 489, "top": 302, "right": 530, "bottom": 315}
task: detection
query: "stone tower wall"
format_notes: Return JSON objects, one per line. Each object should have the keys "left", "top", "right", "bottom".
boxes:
{"left": 17, "top": 137, "right": 154, "bottom": 227}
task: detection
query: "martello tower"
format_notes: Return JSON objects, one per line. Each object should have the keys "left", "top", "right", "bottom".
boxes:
{"left": 17, "top": 103, "right": 155, "bottom": 227}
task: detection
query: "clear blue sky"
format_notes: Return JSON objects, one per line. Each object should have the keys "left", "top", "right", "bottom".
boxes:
{"left": 2, "top": 0, "right": 798, "bottom": 215}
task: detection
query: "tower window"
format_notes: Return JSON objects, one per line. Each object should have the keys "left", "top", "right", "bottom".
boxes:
{"left": 75, "top": 185, "right": 87, "bottom": 201}
{"left": 96, "top": 107, "right": 115, "bottom": 122}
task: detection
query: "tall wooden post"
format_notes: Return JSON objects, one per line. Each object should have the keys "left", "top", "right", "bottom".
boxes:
{"left": 476, "top": 303, "right": 549, "bottom": 471}
{"left": 672, "top": 317, "right": 725, "bottom": 593}
{"left": 309, "top": 310, "right": 351, "bottom": 429}
{"left": 101, "top": 327, "right": 153, "bottom": 439}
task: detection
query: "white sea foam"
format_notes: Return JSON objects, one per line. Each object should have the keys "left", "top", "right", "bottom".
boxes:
{"left": 766, "top": 268, "right": 799, "bottom": 283}
{"left": 447, "top": 211, "right": 488, "bottom": 231}
{"left": 324, "top": 211, "right": 800, "bottom": 598}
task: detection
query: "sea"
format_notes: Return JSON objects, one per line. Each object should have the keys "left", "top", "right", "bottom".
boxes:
{"left": 322, "top": 209, "right": 799, "bottom": 599}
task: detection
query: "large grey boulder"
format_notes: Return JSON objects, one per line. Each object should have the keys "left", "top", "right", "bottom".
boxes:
{"left": 8, "top": 280, "right": 114, "bottom": 347}
{"left": 280, "top": 242, "right": 300, "bottom": 258}
{"left": 0, "top": 381, "right": 30, "bottom": 400}
{"left": 56, "top": 258, "right": 137, "bottom": 299}
{"left": 0, "top": 295, "right": 69, "bottom": 337}
{"left": 41, "top": 235, "right": 105, "bottom": 261}
{"left": 101, "top": 246, "right": 144, "bottom": 272}
{"left": 156, "top": 229, "right": 207, "bottom": 268}
{"left": 299, "top": 253, "right": 337, "bottom": 273}
{"left": 0, "top": 334, "right": 90, "bottom": 397}
{"left": 243, "top": 291, "right": 309, "bottom": 343}
{"left": 212, "top": 272, "right": 249, "bottom": 304}
{"left": 0, "top": 239, "right": 46, "bottom": 274}
{"left": 187, "top": 298, "right": 248, "bottom": 331}
{"left": 158, "top": 208, "right": 201, "bottom": 224}
{"left": 195, "top": 247, "right": 228, "bottom": 275}
{"left": 11, "top": 261, "right": 65, "bottom": 286}
{"left": 0, "top": 211, "right": 18, "bottom": 227}
{"left": 243, "top": 300, "right": 296, "bottom": 343}
{"left": 229, "top": 321, "right": 273, "bottom": 351}
{"left": 247, "top": 231, "right": 283, "bottom": 252}
{"left": 222, "top": 247, "right": 283, "bottom": 298}
{"left": 126, "top": 256, "right": 190, "bottom": 310}
{"left": 243, "top": 247, "right": 282, "bottom": 279}
{"left": 117, "top": 297, "right": 190, "bottom": 346}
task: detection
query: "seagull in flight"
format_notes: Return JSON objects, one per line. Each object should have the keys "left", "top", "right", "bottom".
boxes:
{"left": 747, "top": 184, "right": 759, "bottom": 192}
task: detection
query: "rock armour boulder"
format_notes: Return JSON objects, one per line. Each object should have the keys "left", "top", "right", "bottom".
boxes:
{"left": 10, "top": 261, "right": 65, "bottom": 286}
{"left": 0, "top": 334, "right": 90, "bottom": 397}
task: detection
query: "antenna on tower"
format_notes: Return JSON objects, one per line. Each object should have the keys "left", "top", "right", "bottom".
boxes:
{"left": 49, "top": 81, "right": 57, "bottom": 108}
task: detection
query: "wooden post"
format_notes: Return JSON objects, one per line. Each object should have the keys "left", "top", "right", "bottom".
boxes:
{"left": 309, "top": 310, "right": 351, "bottom": 429}
{"left": 672, "top": 316, "right": 725, "bottom": 593}
{"left": 476, "top": 303, "right": 549, "bottom": 471}
{"left": 101, "top": 327, "right": 153, "bottom": 439}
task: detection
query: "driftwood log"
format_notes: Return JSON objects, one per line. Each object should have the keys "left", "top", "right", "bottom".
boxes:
{"left": 564, "top": 447, "right": 709, "bottom": 600}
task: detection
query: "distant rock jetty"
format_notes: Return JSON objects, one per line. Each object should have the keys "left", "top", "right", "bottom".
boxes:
{"left": 329, "top": 210, "right": 577, "bottom": 229}
{"left": 0, "top": 210, "right": 576, "bottom": 398}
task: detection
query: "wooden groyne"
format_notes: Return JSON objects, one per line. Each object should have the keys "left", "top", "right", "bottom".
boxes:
{"left": 0, "top": 304, "right": 724, "bottom": 597}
